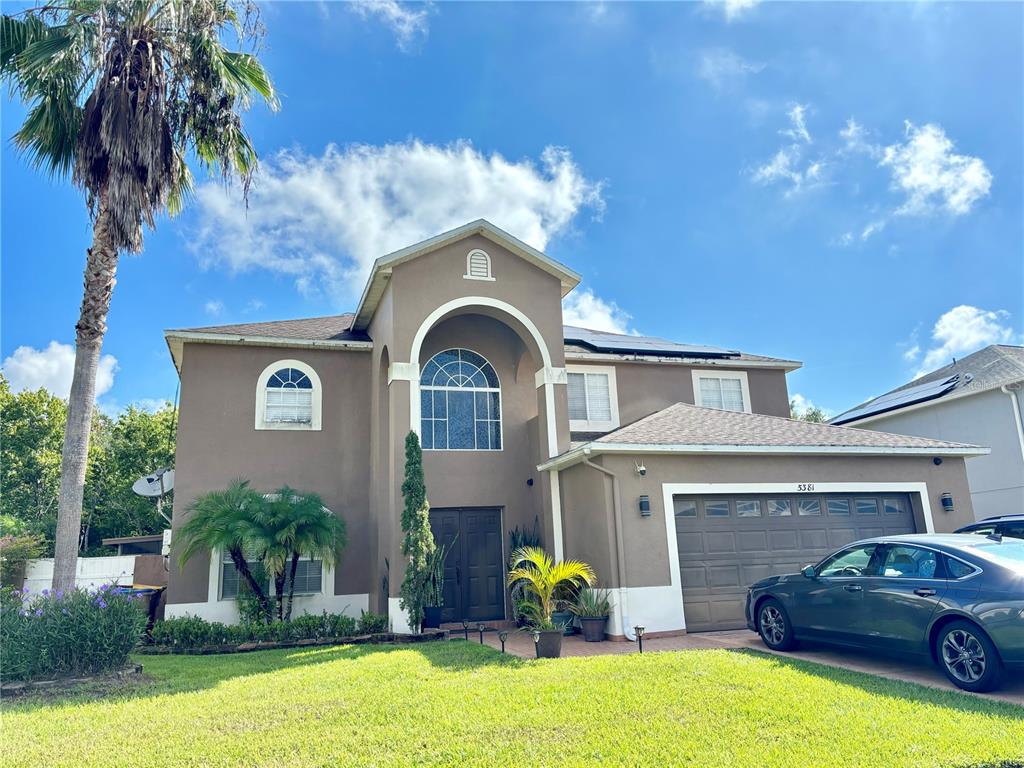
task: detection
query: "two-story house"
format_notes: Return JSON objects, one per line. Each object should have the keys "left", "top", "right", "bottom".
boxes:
{"left": 164, "top": 220, "right": 986, "bottom": 636}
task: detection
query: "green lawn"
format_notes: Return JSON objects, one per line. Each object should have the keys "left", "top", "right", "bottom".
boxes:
{"left": 2, "top": 641, "right": 1022, "bottom": 767}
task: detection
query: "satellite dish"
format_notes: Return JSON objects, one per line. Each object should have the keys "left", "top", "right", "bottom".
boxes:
{"left": 132, "top": 468, "right": 175, "bottom": 497}
{"left": 133, "top": 468, "right": 174, "bottom": 526}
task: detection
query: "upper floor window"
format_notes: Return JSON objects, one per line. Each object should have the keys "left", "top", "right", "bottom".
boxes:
{"left": 567, "top": 365, "right": 619, "bottom": 432}
{"left": 692, "top": 370, "right": 751, "bottom": 413}
{"left": 420, "top": 348, "right": 501, "bottom": 450}
{"left": 255, "top": 359, "right": 323, "bottom": 431}
{"left": 463, "top": 249, "right": 495, "bottom": 281}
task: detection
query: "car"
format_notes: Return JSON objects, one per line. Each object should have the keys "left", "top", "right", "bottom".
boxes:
{"left": 956, "top": 513, "right": 1024, "bottom": 540}
{"left": 745, "top": 533, "right": 1024, "bottom": 692}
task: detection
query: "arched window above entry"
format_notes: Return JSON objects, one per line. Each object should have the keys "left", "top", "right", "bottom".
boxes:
{"left": 420, "top": 349, "right": 501, "bottom": 450}
{"left": 463, "top": 249, "right": 495, "bottom": 281}
{"left": 255, "top": 359, "right": 323, "bottom": 431}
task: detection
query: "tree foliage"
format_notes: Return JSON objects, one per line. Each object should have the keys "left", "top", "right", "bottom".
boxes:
{"left": 399, "top": 431, "right": 434, "bottom": 632}
{"left": 0, "top": 374, "right": 175, "bottom": 553}
{"left": 790, "top": 398, "right": 829, "bottom": 423}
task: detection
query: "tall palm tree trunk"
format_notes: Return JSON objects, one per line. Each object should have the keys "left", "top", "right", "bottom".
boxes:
{"left": 284, "top": 551, "right": 300, "bottom": 622}
{"left": 52, "top": 192, "right": 118, "bottom": 591}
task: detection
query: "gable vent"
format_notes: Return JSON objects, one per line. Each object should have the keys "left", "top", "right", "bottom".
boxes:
{"left": 464, "top": 249, "right": 495, "bottom": 281}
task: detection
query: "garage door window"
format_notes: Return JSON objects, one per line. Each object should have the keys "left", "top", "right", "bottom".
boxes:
{"left": 883, "top": 497, "right": 906, "bottom": 515}
{"left": 798, "top": 498, "right": 821, "bottom": 516}
{"left": 705, "top": 500, "right": 730, "bottom": 517}
{"left": 827, "top": 499, "right": 851, "bottom": 516}
{"left": 674, "top": 498, "right": 698, "bottom": 517}
{"left": 768, "top": 499, "right": 792, "bottom": 517}
{"left": 736, "top": 500, "right": 762, "bottom": 517}
{"left": 856, "top": 498, "right": 879, "bottom": 515}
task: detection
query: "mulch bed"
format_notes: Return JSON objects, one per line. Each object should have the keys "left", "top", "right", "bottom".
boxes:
{"left": 135, "top": 629, "right": 449, "bottom": 656}
{"left": 1, "top": 663, "right": 144, "bottom": 699}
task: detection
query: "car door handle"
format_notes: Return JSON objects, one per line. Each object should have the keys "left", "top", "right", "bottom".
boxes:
{"left": 913, "top": 587, "right": 936, "bottom": 597}
{"left": 843, "top": 584, "right": 863, "bottom": 592}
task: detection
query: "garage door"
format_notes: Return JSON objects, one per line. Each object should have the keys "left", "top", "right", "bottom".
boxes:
{"left": 674, "top": 492, "right": 916, "bottom": 632}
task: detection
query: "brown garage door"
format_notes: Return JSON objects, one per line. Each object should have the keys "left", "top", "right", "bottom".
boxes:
{"left": 674, "top": 492, "right": 916, "bottom": 632}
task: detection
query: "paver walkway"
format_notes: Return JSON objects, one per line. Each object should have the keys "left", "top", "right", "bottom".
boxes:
{"left": 454, "top": 627, "right": 1024, "bottom": 705}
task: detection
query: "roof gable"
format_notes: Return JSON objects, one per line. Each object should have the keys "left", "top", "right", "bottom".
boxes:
{"left": 351, "top": 219, "right": 581, "bottom": 330}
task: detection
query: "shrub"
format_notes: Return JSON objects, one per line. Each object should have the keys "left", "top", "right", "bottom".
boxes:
{"left": 149, "top": 610, "right": 366, "bottom": 650}
{"left": 0, "top": 534, "right": 45, "bottom": 586}
{"left": 0, "top": 584, "right": 147, "bottom": 681}
{"left": 357, "top": 610, "right": 389, "bottom": 634}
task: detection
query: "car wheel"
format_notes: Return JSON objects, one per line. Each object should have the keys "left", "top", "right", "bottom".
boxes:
{"left": 936, "top": 620, "right": 1002, "bottom": 693}
{"left": 757, "top": 598, "right": 797, "bottom": 651}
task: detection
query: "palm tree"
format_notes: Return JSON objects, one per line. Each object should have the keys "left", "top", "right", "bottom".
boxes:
{"left": 506, "top": 546, "right": 595, "bottom": 630}
{"left": 178, "top": 479, "right": 271, "bottom": 621}
{"left": 251, "top": 487, "right": 347, "bottom": 621}
{"left": 1, "top": 1, "right": 277, "bottom": 590}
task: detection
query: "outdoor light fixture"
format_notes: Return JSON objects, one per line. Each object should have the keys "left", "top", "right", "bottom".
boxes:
{"left": 461, "top": 619, "right": 470, "bottom": 640}
{"left": 477, "top": 623, "right": 486, "bottom": 644}
{"left": 941, "top": 493, "right": 955, "bottom": 513}
{"left": 634, "top": 626, "right": 646, "bottom": 653}
{"left": 639, "top": 495, "right": 651, "bottom": 517}
{"left": 532, "top": 630, "right": 541, "bottom": 646}
{"left": 498, "top": 631, "right": 509, "bottom": 654}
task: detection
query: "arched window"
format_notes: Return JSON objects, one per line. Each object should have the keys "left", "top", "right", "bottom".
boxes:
{"left": 463, "top": 249, "right": 494, "bottom": 281}
{"left": 420, "top": 348, "right": 501, "bottom": 450}
{"left": 255, "top": 360, "right": 322, "bottom": 430}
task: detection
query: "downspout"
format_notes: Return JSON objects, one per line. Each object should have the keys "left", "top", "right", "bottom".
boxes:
{"left": 1002, "top": 383, "right": 1024, "bottom": 465}
{"left": 582, "top": 450, "right": 635, "bottom": 642}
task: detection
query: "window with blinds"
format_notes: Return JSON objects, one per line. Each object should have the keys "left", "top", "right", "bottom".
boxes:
{"left": 567, "top": 367, "right": 618, "bottom": 431}
{"left": 696, "top": 374, "right": 747, "bottom": 412}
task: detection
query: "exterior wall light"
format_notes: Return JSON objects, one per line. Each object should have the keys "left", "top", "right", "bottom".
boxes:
{"left": 498, "top": 631, "right": 509, "bottom": 653}
{"left": 639, "top": 495, "right": 651, "bottom": 517}
{"left": 634, "top": 625, "right": 646, "bottom": 653}
{"left": 940, "top": 493, "right": 954, "bottom": 513}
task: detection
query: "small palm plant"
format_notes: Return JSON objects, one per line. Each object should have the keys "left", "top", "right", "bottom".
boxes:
{"left": 506, "top": 547, "right": 595, "bottom": 631}
{"left": 178, "top": 479, "right": 271, "bottom": 621}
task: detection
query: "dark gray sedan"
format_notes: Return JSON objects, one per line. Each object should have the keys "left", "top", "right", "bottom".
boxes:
{"left": 745, "top": 534, "right": 1024, "bottom": 692}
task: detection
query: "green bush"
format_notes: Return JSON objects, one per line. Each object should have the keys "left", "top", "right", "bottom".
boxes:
{"left": 150, "top": 610, "right": 365, "bottom": 650}
{"left": 0, "top": 534, "right": 45, "bottom": 586}
{"left": 357, "top": 610, "right": 389, "bottom": 634}
{"left": 0, "top": 584, "right": 147, "bottom": 681}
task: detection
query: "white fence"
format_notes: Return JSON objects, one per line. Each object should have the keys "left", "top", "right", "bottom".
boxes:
{"left": 23, "top": 556, "right": 137, "bottom": 595}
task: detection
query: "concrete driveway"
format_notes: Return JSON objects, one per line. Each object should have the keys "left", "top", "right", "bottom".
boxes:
{"left": 472, "top": 628, "right": 1024, "bottom": 706}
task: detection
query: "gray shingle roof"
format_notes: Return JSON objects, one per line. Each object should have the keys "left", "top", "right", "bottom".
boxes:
{"left": 171, "top": 314, "right": 369, "bottom": 342}
{"left": 833, "top": 345, "right": 1024, "bottom": 423}
{"left": 593, "top": 402, "right": 979, "bottom": 450}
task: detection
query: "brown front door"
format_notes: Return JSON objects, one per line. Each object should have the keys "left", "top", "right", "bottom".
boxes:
{"left": 429, "top": 508, "right": 504, "bottom": 623}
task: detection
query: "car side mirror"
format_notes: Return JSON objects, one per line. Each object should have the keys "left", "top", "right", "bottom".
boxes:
{"left": 801, "top": 565, "right": 817, "bottom": 579}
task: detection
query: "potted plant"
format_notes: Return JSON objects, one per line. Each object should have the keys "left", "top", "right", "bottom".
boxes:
{"left": 570, "top": 588, "right": 612, "bottom": 642}
{"left": 507, "top": 520, "right": 542, "bottom": 627}
{"left": 422, "top": 536, "right": 455, "bottom": 629}
{"left": 507, "top": 546, "right": 595, "bottom": 659}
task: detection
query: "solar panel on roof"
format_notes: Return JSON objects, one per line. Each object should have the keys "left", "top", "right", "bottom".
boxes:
{"left": 831, "top": 374, "right": 960, "bottom": 424}
{"left": 563, "top": 326, "right": 738, "bottom": 358}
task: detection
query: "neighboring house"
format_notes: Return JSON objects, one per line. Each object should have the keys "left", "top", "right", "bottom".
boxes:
{"left": 164, "top": 220, "right": 986, "bottom": 636}
{"left": 831, "top": 345, "right": 1024, "bottom": 522}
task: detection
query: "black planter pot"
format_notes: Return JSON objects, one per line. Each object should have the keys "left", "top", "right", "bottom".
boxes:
{"left": 534, "top": 629, "right": 563, "bottom": 658}
{"left": 578, "top": 616, "right": 607, "bottom": 642}
{"left": 422, "top": 606, "right": 442, "bottom": 629}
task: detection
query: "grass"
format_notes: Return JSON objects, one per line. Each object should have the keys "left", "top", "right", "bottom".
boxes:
{"left": 2, "top": 641, "right": 1022, "bottom": 768}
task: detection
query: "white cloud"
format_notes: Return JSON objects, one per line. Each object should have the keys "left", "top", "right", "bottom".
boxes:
{"left": 915, "top": 305, "right": 1019, "bottom": 375}
{"left": 860, "top": 219, "right": 885, "bottom": 241}
{"left": 204, "top": 300, "right": 224, "bottom": 316}
{"left": 696, "top": 48, "right": 765, "bottom": 90}
{"left": 2, "top": 341, "right": 117, "bottom": 399}
{"left": 562, "top": 288, "right": 633, "bottom": 335}
{"left": 752, "top": 146, "right": 823, "bottom": 195}
{"left": 881, "top": 122, "right": 992, "bottom": 217}
{"left": 192, "top": 141, "right": 605, "bottom": 301}
{"left": 705, "top": 0, "right": 761, "bottom": 22}
{"left": 349, "top": 0, "right": 431, "bottom": 52}
{"left": 790, "top": 393, "right": 830, "bottom": 418}
{"left": 839, "top": 117, "right": 880, "bottom": 157}
{"left": 780, "top": 103, "right": 812, "bottom": 144}
{"left": 902, "top": 344, "right": 920, "bottom": 363}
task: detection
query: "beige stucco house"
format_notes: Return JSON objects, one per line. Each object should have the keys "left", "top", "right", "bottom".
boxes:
{"left": 164, "top": 220, "right": 987, "bottom": 636}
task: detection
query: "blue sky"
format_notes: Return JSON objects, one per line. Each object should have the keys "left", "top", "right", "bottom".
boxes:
{"left": 2, "top": 0, "right": 1022, "bottom": 416}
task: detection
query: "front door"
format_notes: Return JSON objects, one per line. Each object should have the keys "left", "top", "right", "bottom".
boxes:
{"left": 429, "top": 508, "right": 504, "bottom": 623}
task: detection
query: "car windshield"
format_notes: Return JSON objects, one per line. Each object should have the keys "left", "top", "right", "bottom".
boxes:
{"left": 965, "top": 538, "right": 1024, "bottom": 569}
